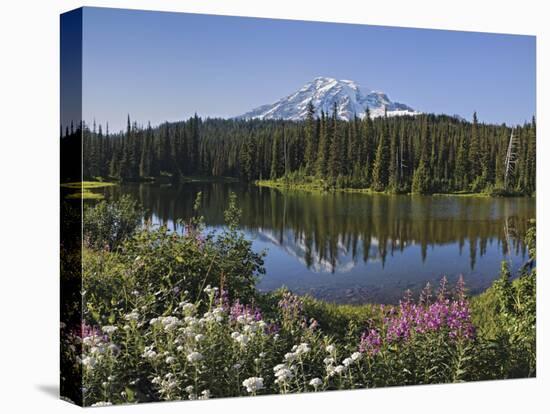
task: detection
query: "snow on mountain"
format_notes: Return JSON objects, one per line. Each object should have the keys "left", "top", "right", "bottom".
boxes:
{"left": 237, "top": 77, "right": 420, "bottom": 121}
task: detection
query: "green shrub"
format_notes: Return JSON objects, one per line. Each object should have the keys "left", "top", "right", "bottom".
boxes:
{"left": 83, "top": 195, "right": 144, "bottom": 250}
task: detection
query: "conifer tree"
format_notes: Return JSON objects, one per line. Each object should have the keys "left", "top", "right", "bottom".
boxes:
{"left": 455, "top": 129, "right": 469, "bottom": 190}
{"left": 328, "top": 103, "right": 342, "bottom": 179}
{"left": 388, "top": 124, "right": 399, "bottom": 191}
{"left": 304, "top": 100, "right": 316, "bottom": 175}
{"left": 316, "top": 111, "right": 328, "bottom": 178}
{"left": 468, "top": 112, "right": 482, "bottom": 184}
{"left": 371, "top": 117, "right": 390, "bottom": 191}
{"left": 270, "top": 130, "right": 282, "bottom": 179}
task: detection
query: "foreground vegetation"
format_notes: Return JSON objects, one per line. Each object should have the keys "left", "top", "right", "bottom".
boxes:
{"left": 61, "top": 196, "right": 536, "bottom": 406}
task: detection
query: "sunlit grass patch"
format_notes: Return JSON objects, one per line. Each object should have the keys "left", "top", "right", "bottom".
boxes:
{"left": 62, "top": 181, "right": 116, "bottom": 200}
{"left": 61, "top": 181, "right": 117, "bottom": 189}
{"left": 65, "top": 189, "right": 105, "bottom": 200}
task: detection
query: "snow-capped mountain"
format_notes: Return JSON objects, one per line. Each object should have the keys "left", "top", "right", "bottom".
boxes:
{"left": 237, "top": 77, "right": 420, "bottom": 121}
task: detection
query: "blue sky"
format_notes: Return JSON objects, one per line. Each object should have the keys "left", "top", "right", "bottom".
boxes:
{"left": 81, "top": 7, "right": 535, "bottom": 132}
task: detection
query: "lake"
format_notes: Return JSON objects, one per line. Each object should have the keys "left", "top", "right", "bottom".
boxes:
{"left": 100, "top": 182, "right": 535, "bottom": 304}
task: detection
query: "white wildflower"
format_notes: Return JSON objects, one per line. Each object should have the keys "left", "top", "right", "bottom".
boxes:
{"left": 274, "top": 367, "right": 294, "bottom": 384}
{"left": 204, "top": 285, "right": 219, "bottom": 296}
{"left": 325, "top": 344, "right": 336, "bottom": 354}
{"left": 102, "top": 326, "right": 118, "bottom": 335}
{"left": 83, "top": 336, "right": 101, "bottom": 347}
{"left": 124, "top": 310, "right": 139, "bottom": 321}
{"left": 185, "top": 385, "right": 194, "bottom": 394}
{"left": 194, "top": 334, "right": 205, "bottom": 342}
{"left": 232, "top": 333, "right": 250, "bottom": 347}
{"left": 161, "top": 316, "right": 180, "bottom": 331}
{"left": 294, "top": 343, "right": 310, "bottom": 355}
{"left": 342, "top": 358, "right": 353, "bottom": 367}
{"left": 186, "top": 351, "right": 204, "bottom": 363}
{"left": 165, "top": 356, "right": 176, "bottom": 364}
{"left": 334, "top": 365, "right": 345, "bottom": 375}
{"left": 309, "top": 378, "right": 322, "bottom": 389}
{"left": 199, "top": 389, "right": 211, "bottom": 400}
{"left": 351, "top": 352, "right": 362, "bottom": 361}
{"left": 284, "top": 352, "right": 297, "bottom": 362}
{"left": 82, "top": 356, "right": 96, "bottom": 368}
{"left": 180, "top": 302, "right": 196, "bottom": 315}
{"left": 184, "top": 316, "right": 198, "bottom": 327}
{"left": 273, "top": 364, "right": 286, "bottom": 372}
{"left": 323, "top": 357, "right": 335, "bottom": 365}
{"left": 242, "top": 377, "right": 264, "bottom": 393}
{"left": 142, "top": 347, "right": 158, "bottom": 359}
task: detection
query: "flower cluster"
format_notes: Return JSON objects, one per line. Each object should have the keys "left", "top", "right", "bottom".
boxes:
{"left": 242, "top": 377, "right": 264, "bottom": 394}
{"left": 75, "top": 276, "right": 484, "bottom": 406}
{"left": 278, "top": 291, "right": 304, "bottom": 321}
{"left": 360, "top": 277, "right": 475, "bottom": 355}
{"left": 229, "top": 299, "right": 262, "bottom": 323}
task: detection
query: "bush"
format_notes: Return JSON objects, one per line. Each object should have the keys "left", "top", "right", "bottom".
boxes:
{"left": 83, "top": 192, "right": 265, "bottom": 325}
{"left": 471, "top": 219, "right": 536, "bottom": 377}
{"left": 83, "top": 195, "right": 144, "bottom": 250}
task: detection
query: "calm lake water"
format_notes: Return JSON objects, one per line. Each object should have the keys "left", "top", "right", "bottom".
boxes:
{"left": 101, "top": 182, "right": 535, "bottom": 304}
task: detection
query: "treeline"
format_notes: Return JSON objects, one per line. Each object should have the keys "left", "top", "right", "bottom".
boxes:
{"left": 75, "top": 103, "right": 536, "bottom": 194}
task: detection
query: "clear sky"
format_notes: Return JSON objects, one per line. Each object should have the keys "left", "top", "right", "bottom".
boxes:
{"left": 81, "top": 7, "right": 535, "bottom": 132}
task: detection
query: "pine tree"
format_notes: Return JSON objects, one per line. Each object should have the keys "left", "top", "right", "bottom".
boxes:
{"left": 468, "top": 112, "right": 482, "bottom": 185}
{"left": 371, "top": 117, "right": 390, "bottom": 191}
{"left": 455, "top": 129, "right": 469, "bottom": 190}
{"left": 316, "top": 111, "right": 328, "bottom": 178}
{"left": 361, "top": 107, "right": 373, "bottom": 186}
{"left": 240, "top": 134, "right": 256, "bottom": 181}
{"left": 270, "top": 130, "right": 282, "bottom": 179}
{"left": 328, "top": 103, "right": 342, "bottom": 179}
{"left": 388, "top": 124, "right": 399, "bottom": 191}
{"left": 304, "top": 101, "right": 316, "bottom": 175}
{"left": 412, "top": 158, "right": 430, "bottom": 194}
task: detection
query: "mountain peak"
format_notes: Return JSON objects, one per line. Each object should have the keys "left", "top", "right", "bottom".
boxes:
{"left": 237, "top": 77, "right": 419, "bottom": 121}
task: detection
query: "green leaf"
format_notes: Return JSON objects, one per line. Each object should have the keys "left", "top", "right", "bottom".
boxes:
{"left": 125, "top": 387, "right": 135, "bottom": 402}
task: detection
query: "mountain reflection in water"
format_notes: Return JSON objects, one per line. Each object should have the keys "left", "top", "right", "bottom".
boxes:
{"left": 102, "top": 182, "right": 535, "bottom": 304}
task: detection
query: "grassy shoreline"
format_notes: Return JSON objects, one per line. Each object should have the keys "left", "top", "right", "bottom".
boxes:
{"left": 255, "top": 179, "right": 530, "bottom": 198}
{"left": 61, "top": 181, "right": 118, "bottom": 200}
